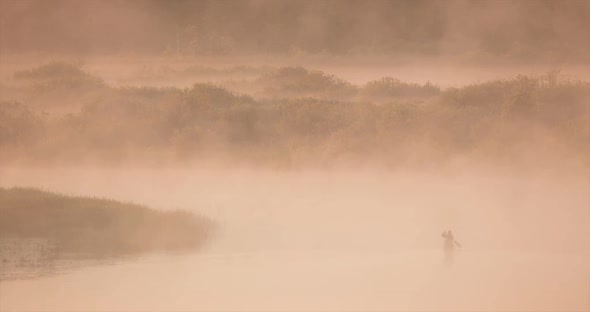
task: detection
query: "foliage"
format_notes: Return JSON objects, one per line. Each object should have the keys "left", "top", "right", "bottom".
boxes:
{"left": 258, "top": 66, "right": 358, "bottom": 99}
{"left": 130, "top": 65, "right": 273, "bottom": 82}
{"left": 361, "top": 77, "right": 440, "bottom": 98}
{"left": 0, "top": 101, "right": 45, "bottom": 146}
{"left": 14, "top": 62, "right": 87, "bottom": 80}
{"left": 1, "top": 64, "right": 588, "bottom": 169}
{"left": 13, "top": 62, "right": 105, "bottom": 93}
{"left": 0, "top": 187, "right": 213, "bottom": 255}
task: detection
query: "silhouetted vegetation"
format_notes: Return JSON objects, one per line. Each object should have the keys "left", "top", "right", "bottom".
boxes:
{"left": 0, "top": 187, "right": 213, "bottom": 255}
{"left": 125, "top": 65, "right": 273, "bottom": 85}
{"left": 14, "top": 62, "right": 105, "bottom": 92}
{"left": 258, "top": 66, "right": 357, "bottom": 99}
{"left": 361, "top": 77, "right": 440, "bottom": 99}
{"left": 14, "top": 62, "right": 89, "bottom": 80}
{"left": 1, "top": 63, "right": 588, "bottom": 169}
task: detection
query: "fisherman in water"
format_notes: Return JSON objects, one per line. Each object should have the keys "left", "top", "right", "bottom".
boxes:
{"left": 441, "top": 230, "right": 461, "bottom": 264}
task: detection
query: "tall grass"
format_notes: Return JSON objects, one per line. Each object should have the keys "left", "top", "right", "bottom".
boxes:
{"left": 0, "top": 187, "right": 213, "bottom": 255}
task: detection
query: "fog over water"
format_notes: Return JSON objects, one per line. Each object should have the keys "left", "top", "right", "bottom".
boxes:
{"left": 1, "top": 1, "right": 589, "bottom": 311}
{"left": 1, "top": 167, "right": 588, "bottom": 311}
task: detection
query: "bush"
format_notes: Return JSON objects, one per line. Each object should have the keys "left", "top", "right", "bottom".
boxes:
{"left": 0, "top": 101, "right": 44, "bottom": 146}
{"left": 258, "top": 66, "right": 357, "bottom": 98}
{"left": 362, "top": 77, "right": 440, "bottom": 98}
{"left": 1, "top": 66, "right": 588, "bottom": 169}
{"left": 183, "top": 83, "right": 254, "bottom": 106}
{"left": 14, "top": 62, "right": 104, "bottom": 93}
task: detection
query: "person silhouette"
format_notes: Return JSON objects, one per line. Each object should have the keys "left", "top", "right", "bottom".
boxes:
{"left": 441, "top": 230, "right": 461, "bottom": 264}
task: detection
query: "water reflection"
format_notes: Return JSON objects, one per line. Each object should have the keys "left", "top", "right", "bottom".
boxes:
{"left": 0, "top": 238, "right": 128, "bottom": 280}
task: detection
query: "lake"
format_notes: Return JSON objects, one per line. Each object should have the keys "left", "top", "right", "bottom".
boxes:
{"left": 1, "top": 167, "right": 588, "bottom": 311}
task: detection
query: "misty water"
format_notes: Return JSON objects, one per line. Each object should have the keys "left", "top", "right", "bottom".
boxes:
{"left": 2, "top": 1, "right": 590, "bottom": 310}
{"left": 1, "top": 167, "right": 588, "bottom": 311}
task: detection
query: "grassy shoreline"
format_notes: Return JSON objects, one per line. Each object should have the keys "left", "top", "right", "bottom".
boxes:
{"left": 0, "top": 187, "right": 213, "bottom": 256}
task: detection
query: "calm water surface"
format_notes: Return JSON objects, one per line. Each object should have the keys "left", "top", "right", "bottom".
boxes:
{"left": 1, "top": 168, "right": 588, "bottom": 311}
